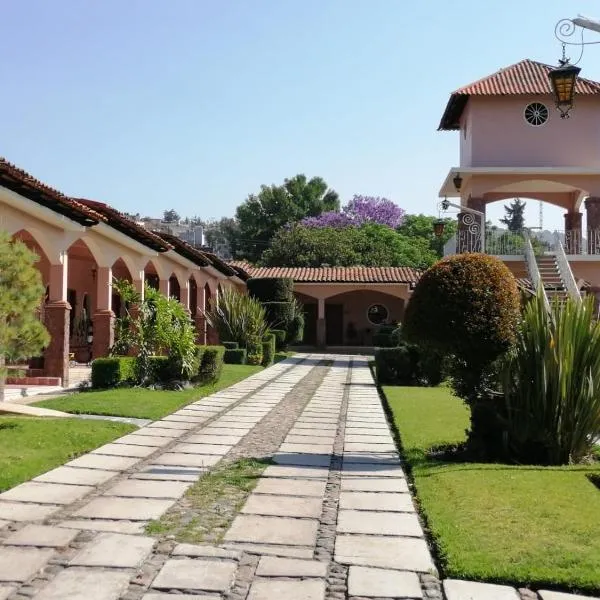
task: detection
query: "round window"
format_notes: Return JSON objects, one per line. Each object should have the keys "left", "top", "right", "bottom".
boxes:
{"left": 367, "top": 304, "right": 388, "bottom": 325}
{"left": 524, "top": 102, "right": 549, "bottom": 127}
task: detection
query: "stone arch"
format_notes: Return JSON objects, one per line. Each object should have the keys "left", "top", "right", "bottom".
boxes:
{"left": 144, "top": 260, "right": 162, "bottom": 291}
{"left": 11, "top": 229, "right": 51, "bottom": 287}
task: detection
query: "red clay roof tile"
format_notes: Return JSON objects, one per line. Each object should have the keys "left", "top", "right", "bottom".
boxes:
{"left": 439, "top": 59, "right": 600, "bottom": 130}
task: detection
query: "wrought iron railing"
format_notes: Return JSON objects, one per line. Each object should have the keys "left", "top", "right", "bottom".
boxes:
{"left": 553, "top": 232, "right": 582, "bottom": 303}
{"left": 523, "top": 232, "right": 550, "bottom": 310}
{"left": 556, "top": 229, "right": 600, "bottom": 255}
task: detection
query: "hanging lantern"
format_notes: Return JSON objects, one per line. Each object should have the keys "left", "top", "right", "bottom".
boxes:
{"left": 453, "top": 174, "right": 463, "bottom": 192}
{"left": 433, "top": 219, "right": 446, "bottom": 238}
{"left": 548, "top": 60, "right": 581, "bottom": 118}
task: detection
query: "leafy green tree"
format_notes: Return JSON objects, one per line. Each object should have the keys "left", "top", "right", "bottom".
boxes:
{"left": 163, "top": 209, "right": 180, "bottom": 223}
{"left": 397, "top": 214, "right": 457, "bottom": 258}
{"left": 261, "top": 224, "right": 438, "bottom": 269}
{"left": 0, "top": 231, "right": 50, "bottom": 400}
{"left": 235, "top": 174, "right": 339, "bottom": 262}
{"left": 500, "top": 199, "right": 526, "bottom": 232}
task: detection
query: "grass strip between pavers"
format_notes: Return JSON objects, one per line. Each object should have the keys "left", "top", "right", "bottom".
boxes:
{"left": 0, "top": 417, "right": 136, "bottom": 492}
{"left": 33, "top": 364, "right": 263, "bottom": 420}
{"left": 145, "top": 457, "right": 271, "bottom": 543}
{"left": 382, "top": 385, "right": 600, "bottom": 595}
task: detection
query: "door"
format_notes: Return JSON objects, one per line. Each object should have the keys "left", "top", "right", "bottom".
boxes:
{"left": 303, "top": 303, "right": 317, "bottom": 345}
{"left": 326, "top": 303, "right": 344, "bottom": 345}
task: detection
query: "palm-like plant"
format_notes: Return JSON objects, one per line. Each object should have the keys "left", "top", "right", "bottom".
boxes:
{"left": 502, "top": 290, "right": 600, "bottom": 464}
{"left": 204, "top": 288, "right": 268, "bottom": 348}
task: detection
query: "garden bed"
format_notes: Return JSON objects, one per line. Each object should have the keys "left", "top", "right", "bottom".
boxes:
{"left": 34, "top": 364, "right": 262, "bottom": 420}
{"left": 0, "top": 417, "right": 135, "bottom": 492}
{"left": 383, "top": 385, "right": 600, "bottom": 594}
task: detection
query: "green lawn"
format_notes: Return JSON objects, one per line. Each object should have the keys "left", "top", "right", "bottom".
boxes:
{"left": 384, "top": 386, "right": 600, "bottom": 594}
{"left": 34, "top": 364, "right": 263, "bottom": 420}
{"left": 0, "top": 417, "right": 135, "bottom": 492}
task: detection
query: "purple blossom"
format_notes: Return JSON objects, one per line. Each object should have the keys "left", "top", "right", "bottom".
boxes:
{"left": 301, "top": 195, "right": 405, "bottom": 229}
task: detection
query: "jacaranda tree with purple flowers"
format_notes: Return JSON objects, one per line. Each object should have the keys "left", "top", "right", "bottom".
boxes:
{"left": 301, "top": 195, "right": 405, "bottom": 229}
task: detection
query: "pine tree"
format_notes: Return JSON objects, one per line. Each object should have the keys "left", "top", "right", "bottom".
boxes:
{"left": 500, "top": 199, "right": 526, "bottom": 232}
{"left": 0, "top": 231, "right": 50, "bottom": 401}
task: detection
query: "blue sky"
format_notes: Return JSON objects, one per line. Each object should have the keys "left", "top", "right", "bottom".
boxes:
{"left": 2, "top": 0, "right": 600, "bottom": 231}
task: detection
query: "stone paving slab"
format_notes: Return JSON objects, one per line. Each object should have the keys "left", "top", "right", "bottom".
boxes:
{"left": 172, "top": 544, "right": 241, "bottom": 560}
{"left": 148, "top": 421, "right": 196, "bottom": 430}
{"left": 34, "top": 467, "right": 119, "bottom": 486}
{"left": 200, "top": 427, "right": 251, "bottom": 436}
{"left": 247, "top": 579, "right": 325, "bottom": 600}
{"left": 285, "top": 434, "right": 336, "bottom": 443}
{"left": 59, "top": 519, "right": 145, "bottom": 534}
{"left": 0, "top": 587, "right": 15, "bottom": 600}
{"left": 92, "top": 443, "right": 158, "bottom": 458}
{"left": 337, "top": 509, "right": 423, "bottom": 536}
{"left": 272, "top": 453, "right": 331, "bottom": 467}
{"left": 151, "top": 558, "right": 237, "bottom": 592}
{"left": 104, "top": 479, "right": 191, "bottom": 499}
{"left": 538, "top": 592, "right": 600, "bottom": 600}
{"left": 66, "top": 453, "right": 141, "bottom": 471}
{"left": 3, "top": 524, "right": 78, "bottom": 547}
{"left": 345, "top": 443, "right": 397, "bottom": 453}
{"left": 339, "top": 491, "right": 415, "bottom": 512}
{"left": 343, "top": 453, "right": 401, "bottom": 465}
{"left": 33, "top": 567, "right": 132, "bottom": 600}
{"left": 114, "top": 434, "right": 173, "bottom": 447}
{"left": 185, "top": 434, "right": 243, "bottom": 445}
{"left": 0, "top": 502, "right": 60, "bottom": 522}
{"left": 335, "top": 534, "right": 435, "bottom": 572}
{"left": 133, "top": 427, "right": 184, "bottom": 438}
{"left": 345, "top": 435, "right": 395, "bottom": 444}
{"left": 171, "top": 443, "right": 232, "bottom": 455}
{"left": 205, "top": 421, "right": 254, "bottom": 430}
{"left": 73, "top": 497, "right": 175, "bottom": 521}
{"left": 0, "top": 522, "right": 8, "bottom": 531}
{"left": 133, "top": 466, "right": 205, "bottom": 481}
{"left": 70, "top": 532, "right": 155, "bottom": 568}
{"left": 154, "top": 453, "right": 222, "bottom": 468}
{"left": 223, "top": 542, "right": 313, "bottom": 559}
{"left": 344, "top": 429, "right": 391, "bottom": 437}
{"left": 162, "top": 415, "right": 207, "bottom": 423}
{"left": 348, "top": 565, "right": 423, "bottom": 598}
{"left": 224, "top": 515, "right": 319, "bottom": 546}
{"left": 253, "top": 478, "right": 327, "bottom": 497}
{"left": 278, "top": 443, "right": 333, "bottom": 454}
{"left": 255, "top": 556, "right": 327, "bottom": 577}
{"left": 142, "top": 594, "right": 220, "bottom": 600}
{"left": 241, "top": 494, "right": 323, "bottom": 518}
{"left": 342, "top": 465, "right": 405, "bottom": 478}
{"left": 0, "top": 481, "right": 94, "bottom": 505}
{"left": 341, "top": 477, "right": 409, "bottom": 493}
{"left": 443, "top": 579, "right": 520, "bottom": 600}
{"left": 0, "top": 546, "right": 55, "bottom": 582}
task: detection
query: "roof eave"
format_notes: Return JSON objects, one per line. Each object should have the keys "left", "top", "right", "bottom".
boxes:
{"left": 438, "top": 94, "right": 467, "bottom": 131}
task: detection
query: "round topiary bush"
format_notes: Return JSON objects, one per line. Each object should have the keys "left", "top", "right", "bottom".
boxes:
{"left": 403, "top": 253, "right": 521, "bottom": 457}
{"left": 247, "top": 278, "right": 294, "bottom": 302}
{"left": 404, "top": 253, "right": 520, "bottom": 366}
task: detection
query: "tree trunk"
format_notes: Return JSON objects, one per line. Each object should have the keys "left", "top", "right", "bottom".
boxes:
{"left": 0, "top": 355, "right": 5, "bottom": 402}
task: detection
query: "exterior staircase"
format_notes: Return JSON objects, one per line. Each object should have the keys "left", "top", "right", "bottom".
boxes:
{"left": 535, "top": 254, "right": 570, "bottom": 304}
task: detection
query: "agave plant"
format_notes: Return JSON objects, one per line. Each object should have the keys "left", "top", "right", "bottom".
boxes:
{"left": 502, "top": 290, "right": 600, "bottom": 464}
{"left": 204, "top": 288, "right": 268, "bottom": 348}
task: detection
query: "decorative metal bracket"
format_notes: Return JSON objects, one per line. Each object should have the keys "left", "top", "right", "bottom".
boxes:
{"left": 555, "top": 17, "right": 600, "bottom": 65}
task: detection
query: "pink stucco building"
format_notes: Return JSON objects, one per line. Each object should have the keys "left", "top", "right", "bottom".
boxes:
{"left": 1, "top": 158, "right": 248, "bottom": 387}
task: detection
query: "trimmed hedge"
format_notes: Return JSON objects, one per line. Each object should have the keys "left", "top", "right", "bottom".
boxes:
{"left": 263, "top": 302, "right": 295, "bottom": 329}
{"left": 288, "top": 313, "right": 304, "bottom": 345}
{"left": 247, "top": 278, "right": 294, "bottom": 302}
{"left": 270, "top": 329, "right": 287, "bottom": 350}
{"left": 198, "top": 345, "right": 225, "bottom": 383}
{"left": 224, "top": 348, "right": 247, "bottom": 364}
{"left": 147, "top": 356, "right": 171, "bottom": 383}
{"left": 261, "top": 333, "right": 276, "bottom": 367}
{"left": 375, "top": 345, "right": 445, "bottom": 386}
{"left": 91, "top": 357, "right": 136, "bottom": 388}
{"left": 222, "top": 341, "right": 239, "bottom": 350}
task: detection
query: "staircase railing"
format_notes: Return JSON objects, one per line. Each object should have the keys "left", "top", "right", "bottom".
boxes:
{"left": 553, "top": 232, "right": 582, "bottom": 303}
{"left": 523, "top": 232, "right": 550, "bottom": 310}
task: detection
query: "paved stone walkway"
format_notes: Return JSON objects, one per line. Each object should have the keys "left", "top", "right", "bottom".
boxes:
{"left": 0, "top": 354, "right": 597, "bottom": 600}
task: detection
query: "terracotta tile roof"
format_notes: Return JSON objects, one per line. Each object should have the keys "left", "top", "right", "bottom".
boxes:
{"left": 229, "top": 264, "right": 421, "bottom": 284}
{"left": 439, "top": 59, "right": 600, "bottom": 130}
{"left": 202, "top": 251, "right": 240, "bottom": 277}
{"left": 77, "top": 199, "right": 171, "bottom": 253}
{"left": 0, "top": 157, "right": 104, "bottom": 226}
{"left": 151, "top": 231, "right": 211, "bottom": 266}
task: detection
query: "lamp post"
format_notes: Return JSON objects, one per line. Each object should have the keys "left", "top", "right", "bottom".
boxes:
{"left": 435, "top": 197, "right": 486, "bottom": 254}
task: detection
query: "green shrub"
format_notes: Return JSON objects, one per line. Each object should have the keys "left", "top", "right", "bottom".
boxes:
{"left": 261, "top": 333, "right": 276, "bottom": 366}
{"left": 224, "top": 348, "right": 247, "bottom": 364}
{"left": 147, "top": 356, "right": 170, "bottom": 383}
{"left": 375, "top": 347, "right": 420, "bottom": 385}
{"left": 288, "top": 299, "right": 305, "bottom": 344}
{"left": 222, "top": 341, "right": 239, "bottom": 350}
{"left": 198, "top": 346, "right": 225, "bottom": 383}
{"left": 403, "top": 253, "right": 520, "bottom": 450}
{"left": 502, "top": 291, "right": 600, "bottom": 465}
{"left": 270, "top": 329, "right": 287, "bottom": 350}
{"left": 91, "top": 357, "right": 136, "bottom": 388}
{"left": 263, "top": 302, "right": 295, "bottom": 330}
{"left": 204, "top": 288, "right": 268, "bottom": 349}
{"left": 247, "top": 278, "right": 294, "bottom": 302}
